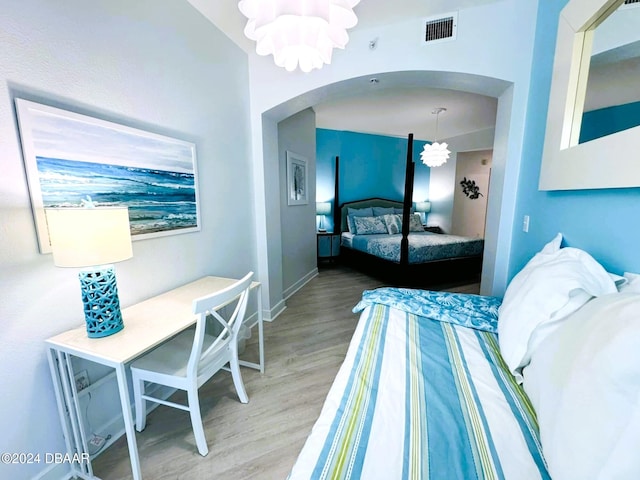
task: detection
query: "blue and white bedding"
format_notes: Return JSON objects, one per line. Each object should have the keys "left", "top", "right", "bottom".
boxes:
{"left": 344, "top": 231, "right": 484, "bottom": 264}
{"left": 288, "top": 288, "right": 549, "bottom": 480}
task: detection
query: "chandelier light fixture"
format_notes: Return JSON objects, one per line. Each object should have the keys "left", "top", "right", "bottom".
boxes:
{"left": 238, "top": 0, "right": 361, "bottom": 73}
{"left": 420, "top": 107, "right": 451, "bottom": 168}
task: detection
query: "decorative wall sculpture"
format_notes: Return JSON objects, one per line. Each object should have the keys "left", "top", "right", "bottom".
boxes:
{"left": 460, "top": 177, "right": 483, "bottom": 199}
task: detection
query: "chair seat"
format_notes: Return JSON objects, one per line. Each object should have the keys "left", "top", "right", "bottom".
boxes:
{"left": 131, "top": 328, "right": 226, "bottom": 378}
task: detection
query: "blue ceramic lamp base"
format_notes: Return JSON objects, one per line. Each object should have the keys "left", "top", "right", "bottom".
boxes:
{"left": 79, "top": 265, "right": 124, "bottom": 338}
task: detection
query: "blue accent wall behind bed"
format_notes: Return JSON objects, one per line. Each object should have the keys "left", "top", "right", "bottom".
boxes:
{"left": 317, "top": 128, "right": 430, "bottom": 233}
{"left": 509, "top": 0, "right": 640, "bottom": 281}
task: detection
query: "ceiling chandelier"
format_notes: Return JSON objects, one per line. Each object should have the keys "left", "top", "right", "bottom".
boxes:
{"left": 238, "top": 0, "right": 361, "bottom": 73}
{"left": 420, "top": 107, "right": 451, "bottom": 168}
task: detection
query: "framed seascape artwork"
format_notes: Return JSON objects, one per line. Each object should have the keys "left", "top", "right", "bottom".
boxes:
{"left": 286, "top": 151, "right": 308, "bottom": 206}
{"left": 15, "top": 99, "right": 200, "bottom": 254}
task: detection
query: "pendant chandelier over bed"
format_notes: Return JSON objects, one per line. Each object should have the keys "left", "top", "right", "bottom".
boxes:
{"left": 420, "top": 107, "right": 451, "bottom": 168}
{"left": 238, "top": 0, "right": 360, "bottom": 73}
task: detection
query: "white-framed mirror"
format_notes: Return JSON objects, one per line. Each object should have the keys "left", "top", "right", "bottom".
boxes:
{"left": 539, "top": 0, "right": 640, "bottom": 190}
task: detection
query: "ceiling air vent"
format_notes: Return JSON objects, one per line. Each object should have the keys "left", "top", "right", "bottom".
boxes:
{"left": 624, "top": 0, "right": 640, "bottom": 4}
{"left": 622, "top": 0, "right": 640, "bottom": 7}
{"left": 422, "top": 12, "right": 457, "bottom": 45}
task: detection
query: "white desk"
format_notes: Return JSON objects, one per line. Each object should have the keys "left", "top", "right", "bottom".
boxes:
{"left": 46, "top": 276, "right": 263, "bottom": 480}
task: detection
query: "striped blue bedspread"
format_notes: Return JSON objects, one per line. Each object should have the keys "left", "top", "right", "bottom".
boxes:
{"left": 288, "top": 288, "right": 549, "bottom": 480}
{"left": 350, "top": 231, "right": 483, "bottom": 264}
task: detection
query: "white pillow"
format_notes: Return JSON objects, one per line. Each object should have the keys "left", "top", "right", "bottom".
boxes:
{"left": 498, "top": 234, "right": 616, "bottom": 381}
{"left": 522, "top": 293, "right": 640, "bottom": 480}
{"left": 620, "top": 271, "right": 640, "bottom": 293}
{"left": 609, "top": 271, "right": 628, "bottom": 289}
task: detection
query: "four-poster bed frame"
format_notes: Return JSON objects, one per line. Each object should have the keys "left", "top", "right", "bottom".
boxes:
{"left": 334, "top": 134, "right": 483, "bottom": 287}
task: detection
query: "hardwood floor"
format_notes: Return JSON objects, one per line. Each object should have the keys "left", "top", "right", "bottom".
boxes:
{"left": 92, "top": 264, "right": 479, "bottom": 480}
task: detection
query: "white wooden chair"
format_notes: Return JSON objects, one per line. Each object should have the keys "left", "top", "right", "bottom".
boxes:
{"left": 130, "top": 272, "right": 253, "bottom": 456}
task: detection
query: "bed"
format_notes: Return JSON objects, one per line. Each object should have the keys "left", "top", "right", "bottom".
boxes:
{"left": 332, "top": 136, "right": 484, "bottom": 286}
{"left": 289, "top": 234, "right": 640, "bottom": 479}
{"left": 288, "top": 288, "right": 547, "bottom": 480}
{"left": 338, "top": 197, "right": 483, "bottom": 285}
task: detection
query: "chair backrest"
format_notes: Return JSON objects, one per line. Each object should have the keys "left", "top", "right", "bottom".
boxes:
{"left": 187, "top": 272, "right": 254, "bottom": 378}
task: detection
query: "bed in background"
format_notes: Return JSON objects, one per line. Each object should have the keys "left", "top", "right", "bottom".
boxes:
{"left": 338, "top": 197, "right": 483, "bottom": 286}
{"left": 333, "top": 136, "right": 483, "bottom": 286}
{"left": 288, "top": 233, "right": 640, "bottom": 479}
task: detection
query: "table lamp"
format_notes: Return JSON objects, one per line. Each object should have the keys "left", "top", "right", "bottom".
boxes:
{"left": 46, "top": 206, "right": 133, "bottom": 338}
{"left": 316, "top": 202, "right": 331, "bottom": 232}
{"left": 415, "top": 201, "right": 432, "bottom": 225}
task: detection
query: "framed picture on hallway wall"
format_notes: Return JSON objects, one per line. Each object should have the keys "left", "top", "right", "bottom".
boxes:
{"left": 15, "top": 99, "right": 201, "bottom": 254}
{"left": 286, "top": 151, "right": 308, "bottom": 206}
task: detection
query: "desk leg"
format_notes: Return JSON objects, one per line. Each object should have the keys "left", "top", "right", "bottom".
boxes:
{"left": 115, "top": 363, "right": 143, "bottom": 480}
{"left": 238, "top": 284, "right": 265, "bottom": 373}
{"left": 47, "top": 348, "right": 98, "bottom": 479}
{"left": 47, "top": 349, "right": 75, "bottom": 466}
{"left": 257, "top": 286, "right": 264, "bottom": 374}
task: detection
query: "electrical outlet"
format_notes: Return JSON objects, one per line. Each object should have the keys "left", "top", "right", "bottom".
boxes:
{"left": 522, "top": 215, "right": 530, "bottom": 233}
{"left": 89, "top": 435, "right": 105, "bottom": 448}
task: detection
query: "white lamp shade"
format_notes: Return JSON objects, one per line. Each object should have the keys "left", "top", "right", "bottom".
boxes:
{"left": 46, "top": 207, "right": 133, "bottom": 267}
{"left": 238, "top": 0, "right": 360, "bottom": 72}
{"left": 316, "top": 202, "right": 332, "bottom": 215}
{"left": 420, "top": 142, "right": 450, "bottom": 168}
{"left": 415, "top": 201, "right": 432, "bottom": 213}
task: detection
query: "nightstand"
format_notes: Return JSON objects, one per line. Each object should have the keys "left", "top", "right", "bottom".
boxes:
{"left": 424, "top": 225, "right": 444, "bottom": 234}
{"left": 317, "top": 232, "right": 340, "bottom": 263}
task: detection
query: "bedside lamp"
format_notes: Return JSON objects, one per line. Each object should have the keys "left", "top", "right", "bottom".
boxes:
{"left": 415, "top": 201, "right": 432, "bottom": 225}
{"left": 46, "top": 206, "right": 133, "bottom": 338}
{"left": 316, "top": 202, "right": 331, "bottom": 232}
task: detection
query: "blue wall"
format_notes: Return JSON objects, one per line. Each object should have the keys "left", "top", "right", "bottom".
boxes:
{"left": 580, "top": 100, "right": 640, "bottom": 143}
{"left": 510, "top": 0, "right": 640, "bottom": 278}
{"left": 316, "top": 129, "right": 430, "bottom": 232}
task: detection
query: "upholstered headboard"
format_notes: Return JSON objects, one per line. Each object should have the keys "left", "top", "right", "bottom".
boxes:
{"left": 340, "top": 198, "right": 404, "bottom": 233}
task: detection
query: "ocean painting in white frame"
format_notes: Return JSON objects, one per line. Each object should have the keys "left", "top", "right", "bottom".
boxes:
{"left": 15, "top": 99, "right": 200, "bottom": 253}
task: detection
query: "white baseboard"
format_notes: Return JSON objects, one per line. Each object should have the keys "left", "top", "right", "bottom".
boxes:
{"left": 31, "top": 462, "right": 72, "bottom": 480}
{"left": 262, "top": 268, "right": 318, "bottom": 323}
{"left": 264, "top": 299, "right": 286, "bottom": 322}
{"left": 283, "top": 268, "right": 318, "bottom": 300}
{"left": 259, "top": 268, "right": 318, "bottom": 323}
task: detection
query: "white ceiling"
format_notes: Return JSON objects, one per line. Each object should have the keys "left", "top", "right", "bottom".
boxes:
{"left": 313, "top": 83, "right": 497, "bottom": 141}
{"left": 188, "top": 0, "right": 503, "bottom": 141}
